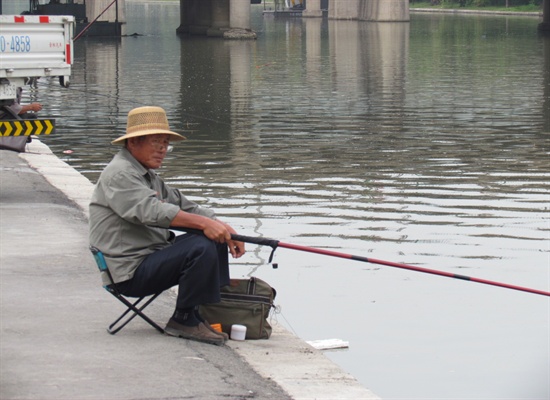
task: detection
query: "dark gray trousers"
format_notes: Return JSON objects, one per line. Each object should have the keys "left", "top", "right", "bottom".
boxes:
{"left": 117, "top": 233, "right": 230, "bottom": 310}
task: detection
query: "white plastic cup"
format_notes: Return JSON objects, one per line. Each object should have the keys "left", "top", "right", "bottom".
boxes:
{"left": 230, "top": 324, "right": 247, "bottom": 341}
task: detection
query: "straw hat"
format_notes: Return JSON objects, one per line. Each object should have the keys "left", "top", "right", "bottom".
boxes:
{"left": 111, "top": 106, "right": 186, "bottom": 145}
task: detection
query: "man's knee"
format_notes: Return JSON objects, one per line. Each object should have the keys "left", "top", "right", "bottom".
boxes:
{"left": 180, "top": 235, "right": 219, "bottom": 264}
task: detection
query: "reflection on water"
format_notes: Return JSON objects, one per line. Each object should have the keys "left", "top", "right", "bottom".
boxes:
{"left": 31, "top": 2, "right": 549, "bottom": 398}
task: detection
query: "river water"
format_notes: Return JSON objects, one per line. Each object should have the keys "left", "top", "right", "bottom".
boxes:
{"left": 24, "top": 1, "right": 550, "bottom": 399}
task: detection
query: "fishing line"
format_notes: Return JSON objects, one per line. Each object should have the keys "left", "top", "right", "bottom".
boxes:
{"left": 74, "top": 0, "right": 119, "bottom": 42}
{"left": 34, "top": 80, "right": 231, "bottom": 129}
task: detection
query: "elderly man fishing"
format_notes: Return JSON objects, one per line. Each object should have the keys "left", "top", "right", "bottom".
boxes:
{"left": 89, "top": 106, "right": 245, "bottom": 346}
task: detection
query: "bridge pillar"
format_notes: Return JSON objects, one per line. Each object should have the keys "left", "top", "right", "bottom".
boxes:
{"left": 540, "top": 0, "right": 550, "bottom": 32}
{"left": 180, "top": 0, "right": 211, "bottom": 35}
{"left": 177, "top": 0, "right": 254, "bottom": 39}
{"left": 207, "top": 0, "right": 230, "bottom": 36}
{"left": 329, "top": 0, "right": 361, "bottom": 20}
{"left": 303, "top": 0, "right": 323, "bottom": 18}
{"left": 177, "top": 0, "right": 191, "bottom": 34}
{"left": 329, "top": 0, "right": 409, "bottom": 22}
{"left": 362, "top": 0, "right": 409, "bottom": 22}
{"left": 88, "top": 0, "right": 127, "bottom": 34}
{"left": 212, "top": 0, "right": 230, "bottom": 29}
{"left": 229, "top": 0, "right": 251, "bottom": 30}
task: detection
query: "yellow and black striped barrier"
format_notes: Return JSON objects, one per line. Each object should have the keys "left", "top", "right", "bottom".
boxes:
{"left": 0, "top": 119, "right": 55, "bottom": 136}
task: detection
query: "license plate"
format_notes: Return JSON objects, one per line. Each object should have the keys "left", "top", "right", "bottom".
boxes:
{"left": 0, "top": 83, "right": 17, "bottom": 100}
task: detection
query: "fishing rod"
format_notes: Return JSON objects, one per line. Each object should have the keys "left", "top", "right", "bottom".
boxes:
{"left": 234, "top": 233, "right": 550, "bottom": 297}
{"left": 172, "top": 228, "right": 549, "bottom": 297}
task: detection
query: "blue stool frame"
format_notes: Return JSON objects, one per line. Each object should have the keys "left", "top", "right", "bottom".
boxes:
{"left": 90, "top": 246, "right": 164, "bottom": 335}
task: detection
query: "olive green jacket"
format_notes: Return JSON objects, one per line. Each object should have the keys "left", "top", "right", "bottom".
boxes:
{"left": 89, "top": 148, "right": 215, "bottom": 285}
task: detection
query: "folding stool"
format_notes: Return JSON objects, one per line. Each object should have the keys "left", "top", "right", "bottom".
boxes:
{"left": 90, "top": 246, "right": 164, "bottom": 335}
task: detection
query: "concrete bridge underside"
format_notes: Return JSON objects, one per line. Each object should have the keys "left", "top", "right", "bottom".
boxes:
{"left": 84, "top": 0, "right": 549, "bottom": 36}
{"left": 306, "top": 0, "right": 410, "bottom": 21}
{"left": 176, "top": 0, "right": 411, "bottom": 38}
{"left": 176, "top": 0, "right": 549, "bottom": 38}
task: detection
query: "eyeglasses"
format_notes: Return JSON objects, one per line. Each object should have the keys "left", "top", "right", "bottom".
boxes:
{"left": 149, "top": 138, "right": 173, "bottom": 153}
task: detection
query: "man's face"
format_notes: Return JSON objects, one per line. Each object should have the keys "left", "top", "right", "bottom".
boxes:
{"left": 127, "top": 134, "right": 171, "bottom": 169}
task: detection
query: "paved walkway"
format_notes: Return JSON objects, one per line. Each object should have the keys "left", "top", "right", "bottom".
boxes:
{"left": 0, "top": 139, "right": 379, "bottom": 400}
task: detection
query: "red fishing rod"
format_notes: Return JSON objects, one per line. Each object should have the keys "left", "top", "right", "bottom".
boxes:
{"left": 229, "top": 233, "right": 550, "bottom": 298}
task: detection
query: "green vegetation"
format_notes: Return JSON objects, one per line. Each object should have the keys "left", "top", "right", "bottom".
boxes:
{"left": 410, "top": 1, "right": 542, "bottom": 12}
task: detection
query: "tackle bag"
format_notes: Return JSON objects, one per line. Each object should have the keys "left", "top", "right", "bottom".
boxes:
{"left": 199, "top": 277, "right": 276, "bottom": 340}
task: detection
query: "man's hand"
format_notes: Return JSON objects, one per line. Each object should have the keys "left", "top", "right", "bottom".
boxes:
{"left": 202, "top": 218, "right": 231, "bottom": 242}
{"left": 170, "top": 211, "right": 245, "bottom": 258}
{"left": 206, "top": 220, "right": 245, "bottom": 259}
{"left": 224, "top": 226, "right": 245, "bottom": 259}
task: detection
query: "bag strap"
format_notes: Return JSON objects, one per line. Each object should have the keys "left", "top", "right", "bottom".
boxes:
{"left": 247, "top": 277, "right": 256, "bottom": 295}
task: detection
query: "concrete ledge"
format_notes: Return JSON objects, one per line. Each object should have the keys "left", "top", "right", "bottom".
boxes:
{"left": 20, "top": 139, "right": 94, "bottom": 218}
{"left": 229, "top": 324, "right": 380, "bottom": 400}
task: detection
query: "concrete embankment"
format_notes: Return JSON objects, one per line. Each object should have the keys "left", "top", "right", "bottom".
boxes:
{"left": 410, "top": 7, "right": 541, "bottom": 17}
{"left": 0, "top": 139, "right": 380, "bottom": 400}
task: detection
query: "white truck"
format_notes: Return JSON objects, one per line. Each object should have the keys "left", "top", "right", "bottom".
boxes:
{"left": 0, "top": 14, "right": 73, "bottom": 150}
